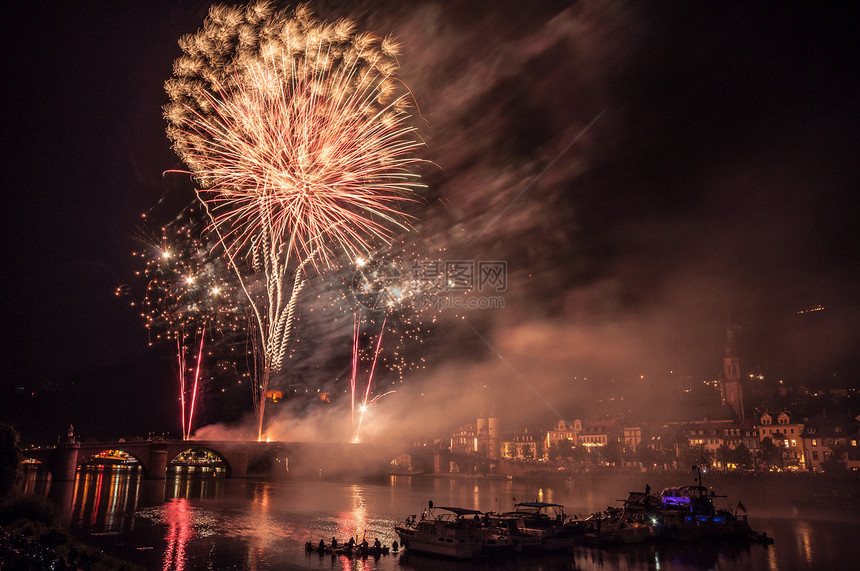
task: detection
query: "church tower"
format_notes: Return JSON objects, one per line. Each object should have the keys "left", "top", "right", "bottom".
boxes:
{"left": 487, "top": 396, "right": 499, "bottom": 460}
{"left": 476, "top": 394, "right": 489, "bottom": 455}
{"left": 476, "top": 389, "right": 499, "bottom": 459}
{"left": 719, "top": 327, "right": 745, "bottom": 420}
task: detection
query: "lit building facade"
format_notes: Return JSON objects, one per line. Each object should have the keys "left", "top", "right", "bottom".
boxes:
{"left": 545, "top": 419, "right": 581, "bottom": 453}
{"left": 802, "top": 414, "right": 860, "bottom": 472}
{"left": 759, "top": 411, "right": 805, "bottom": 469}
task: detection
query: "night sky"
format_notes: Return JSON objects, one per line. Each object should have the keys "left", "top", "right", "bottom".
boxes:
{"left": 1, "top": 1, "right": 858, "bottom": 443}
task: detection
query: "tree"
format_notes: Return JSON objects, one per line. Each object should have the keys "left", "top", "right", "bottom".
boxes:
{"left": 598, "top": 440, "right": 623, "bottom": 466}
{"left": 557, "top": 438, "right": 574, "bottom": 461}
{"left": 757, "top": 437, "right": 783, "bottom": 470}
{"left": 734, "top": 443, "right": 754, "bottom": 470}
{"left": 678, "top": 444, "right": 712, "bottom": 471}
{"left": 635, "top": 445, "right": 659, "bottom": 469}
{"left": 821, "top": 442, "right": 848, "bottom": 473}
{"left": 548, "top": 439, "right": 573, "bottom": 463}
{"left": 569, "top": 445, "right": 591, "bottom": 465}
{"left": 716, "top": 444, "right": 733, "bottom": 470}
{"left": 0, "top": 424, "right": 22, "bottom": 498}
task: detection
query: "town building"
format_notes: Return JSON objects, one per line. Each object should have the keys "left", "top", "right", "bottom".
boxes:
{"left": 544, "top": 419, "right": 581, "bottom": 453}
{"left": 501, "top": 428, "right": 541, "bottom": 461}
{"left": 758, "top": 411, "right": 805, "bottom": 469}
{"left": 802, "top": 413, "right": 860, "bottom": 472}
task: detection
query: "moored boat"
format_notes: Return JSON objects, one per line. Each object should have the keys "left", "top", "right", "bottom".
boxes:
{"left": 626, "top": 467, "right": 759, "bottom": 542}
{"left": 498, "top": 502, "right": 586, "bottom": 550}
{"left": 395, "top": 503, "right": 514, "bottom": 558}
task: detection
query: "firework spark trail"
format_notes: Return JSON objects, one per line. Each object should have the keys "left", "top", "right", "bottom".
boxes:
{"left": 351, "top": 311, "right": 360, "bottom": 429}
{"left": 165, "top": 4, "right": 427, "bottom": 439}
{"left": 177, "top": 337, "right": 187, "bottom": 440}
{"left": 354, "top": 315, "right": 386, "bottom": 443}
{"left": 367, "top": 391, "right": 396, "bottom": 407}
{"left": 186, "top": 322, "right": 207, "bottom": 438}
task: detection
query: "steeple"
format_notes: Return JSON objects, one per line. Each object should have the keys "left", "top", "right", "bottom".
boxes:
{"left": 720, "top": 326, "right": 745, "bottom": 420}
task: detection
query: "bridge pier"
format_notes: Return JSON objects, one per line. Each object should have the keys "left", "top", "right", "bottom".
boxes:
{"left": 230, "top": 452, "right": 248, "bottom": 478}
{"left": 148, "top": 447, "right": 168, "bottom": 480}
{"left": 52, "top": 442, "right": 80, "bottom": 481}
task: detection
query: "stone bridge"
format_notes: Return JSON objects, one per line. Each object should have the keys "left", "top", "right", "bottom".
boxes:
{"left": 23, "top": 439, "right": 431, "bottom": 481}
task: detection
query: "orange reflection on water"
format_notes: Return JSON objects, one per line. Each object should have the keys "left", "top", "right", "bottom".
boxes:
{"left": 69, "top": 466, "right": 141, "bottom": 533}
{"left": 795, "top": 520, "right": 814, "bottom": 564}
{"left": 335, "top": 485, "right": 368, "bottom": 543}
{"left": 162, "top": 498, "right": 193, "bottom": 571}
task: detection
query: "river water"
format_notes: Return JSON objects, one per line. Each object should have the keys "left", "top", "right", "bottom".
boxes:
{"left": 23, "top": 466, "right": 860, "bottom": 570}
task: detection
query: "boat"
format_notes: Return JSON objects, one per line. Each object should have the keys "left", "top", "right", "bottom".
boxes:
{"left": 488, "top": 502, "right": 587, "bottom": 551}
{"left": 580, "top": 509, "right": 656, "bottom": 546}
{"left": 304, "top": 540, "right": 391, "bottom": 557}
{"left": 395, "top": 503, "right": 514, "bottom": 558}
{"left": 628, "top": 467, "right": 758, "bottom": 541}
{"left": 656, "top": 484, "right": 752, "bottom": 540}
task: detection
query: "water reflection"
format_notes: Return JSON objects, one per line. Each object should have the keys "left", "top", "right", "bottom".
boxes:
{"left": 17, "top": 469, "right": 860, "bottom": 570}
{"left": 165, "top": 467, "right": 225, "bottom": 500}
{"left": 21, "top": 464, "right": 51, "bottom": 496}
{"left": 70, "top": 465, "right": 142, "bottom": 533}
{"left": 162, "top": 498, "right": 193, "bottom": 571}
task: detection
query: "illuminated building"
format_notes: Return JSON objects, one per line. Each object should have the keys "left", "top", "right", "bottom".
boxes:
{"left": 758, "top": 411, "right": 805, "bottom": 469}
{"left": 580, "top": 420, "right": 617, "bottom": 448}
{"left": 450, "top": 423, "right": 477, "bottom": 455}
{"left": 544, "top": 419, "right": 581, "bottom": 454}
{"left": 623, "top": 426, "right": 642, "bottom": 450}
{"left": 801, "top": 413, "right": 860, "bottom": 472}
{"left": 501, "top": 428, "right": 540, "bottom": 460}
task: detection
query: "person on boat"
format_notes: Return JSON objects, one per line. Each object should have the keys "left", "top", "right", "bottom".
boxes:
{"left": 373, "top": 538, "right": 381, "bottom": 549}
{"left": 360, "top": 538, "right": 368, "bottom": 550}
{"left": 331, "top": 537, "right": 338, "bottom": 549}
{"left": 346, "top": 537, "right": 355, "bottom": 549}
{"left": 318, "top": 539, "right": 325, "bottom": 551}
{"left": 391, "top": 540, "right": 399, "bottom": 552}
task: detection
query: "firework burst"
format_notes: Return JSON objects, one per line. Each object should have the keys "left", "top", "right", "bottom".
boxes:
{"left": 164, "top": 2, "right": 426, "bottom": 439}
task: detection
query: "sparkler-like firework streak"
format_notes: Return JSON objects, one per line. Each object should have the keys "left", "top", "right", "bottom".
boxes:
{"left": 164, "top": 2, "right": 426, "bottom": 440}
{"left": 352, "top": 313, "right": 386, "bottom": 443}
{"left": 127, "top": 209, "right": 243, "bottom": 440}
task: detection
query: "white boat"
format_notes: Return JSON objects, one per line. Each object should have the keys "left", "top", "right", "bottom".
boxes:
{"left": 395, "top": 504, "right": 513, "bottom": 558}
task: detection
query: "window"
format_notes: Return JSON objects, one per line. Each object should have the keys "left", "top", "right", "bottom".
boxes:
{"left": 812, "top": 451, "right": 819, "bottom": 461}
{"left": 812, "top": 439, "right": 818, "bottom": 446}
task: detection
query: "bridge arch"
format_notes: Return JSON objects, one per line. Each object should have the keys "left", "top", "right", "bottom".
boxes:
{"left": 77, "top": 448, "right": 147, "bottom": 477}
{"left": 245, "top": 444, "right": 288, "bottom": 476}
{"left": 389, "top": 453, "right": 417, "bottom": 474}
{"left": 79, "top": 448, "right": 144, "bottom": 466}
{"left": 168, "top": 447, "right": 230, "bottom": 477}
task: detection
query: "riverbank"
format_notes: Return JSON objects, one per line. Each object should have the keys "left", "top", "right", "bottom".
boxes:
{"left": 1, "top": 493, "right": 144, "bottom": 570}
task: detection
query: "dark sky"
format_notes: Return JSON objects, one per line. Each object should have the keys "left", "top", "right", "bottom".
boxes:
{"left": 1, "top": 1, "right": 858, "bottom": 441}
